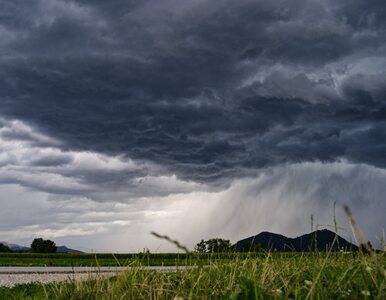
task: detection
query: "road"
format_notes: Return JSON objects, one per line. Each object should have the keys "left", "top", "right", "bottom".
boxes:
{"left": 0, "top": 266, "right": 127, "bottom": 274}
{"left": 0, "top": 266, "right": 181, "bottom": 287}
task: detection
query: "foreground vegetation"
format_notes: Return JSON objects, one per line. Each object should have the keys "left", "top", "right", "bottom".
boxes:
{"left": 0, "top": 252, "right": 385, "bottom": 299}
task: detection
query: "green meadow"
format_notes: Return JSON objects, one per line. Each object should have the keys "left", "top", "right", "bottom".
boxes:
{"left": 0, "top": 252, "right": 385, "bottom": 299}
{"left": 0, "top": 252, "right": 263, "bottom": 267}
{"left": 0, "top": 252, "right": 189, "bottom": 267}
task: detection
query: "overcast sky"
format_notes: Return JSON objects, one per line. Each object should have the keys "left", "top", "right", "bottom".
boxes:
{"left": 0, "top": 0, "right": 385, "bottom": 252}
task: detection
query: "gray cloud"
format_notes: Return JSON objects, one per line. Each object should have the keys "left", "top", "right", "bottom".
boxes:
{"left": 0, "top": 119, "right": 205, "bottom": 199}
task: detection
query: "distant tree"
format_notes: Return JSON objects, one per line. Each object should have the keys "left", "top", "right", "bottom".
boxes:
{"left": 194, "top": 240, "right": 207, "bottom": 253}
{"left": 206, "top": 238, "right": 232, "bottom": 253}
{"left": 30, "top": 238, "right": 57, "bottom": 253}
{"left": 194, "top": 238, "right": 233, "bottom": 253}
{"left": 0, "top": 243, "right": 12, "bottom": 253}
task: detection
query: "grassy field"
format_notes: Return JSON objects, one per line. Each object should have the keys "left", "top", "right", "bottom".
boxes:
{"left": 0, "top": 252, "right": 183, "bottom": 267}
{"left": 0, "top": 252, "right": 265, "bottom": 267}
{"left": 0, "top": 252, "right": 385, "bottom": 299}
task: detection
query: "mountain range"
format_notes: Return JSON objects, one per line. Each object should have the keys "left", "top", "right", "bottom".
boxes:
{"left": 235, "top": 229, "right": 359, "bottom": 252}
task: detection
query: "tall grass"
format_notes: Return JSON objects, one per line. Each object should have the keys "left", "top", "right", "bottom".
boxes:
{"left": 2, "top": 251, "right": 384, "bottom": 299}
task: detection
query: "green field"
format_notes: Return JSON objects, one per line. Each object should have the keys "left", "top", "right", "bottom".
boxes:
{"left": 0, "top": 252, "right": 187, "bottom": 267}
{"left": 0, "top": 252, "right": 385, "bottom": 299}
{"left": 0, "top": 252, "right": 264, "bottom": 267}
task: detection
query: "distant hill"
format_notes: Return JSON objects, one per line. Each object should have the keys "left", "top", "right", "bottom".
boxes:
{"left": 235, "top": 230, "right": 359, "bottom": 252}
{"left": 56, "top": 246, "right": 83, "bottom": 253}
{"left": 0, "top": 241, "right": 83, "bottom": 253}
{"left": 0, "top": 241, "right": 30, "bottom": 252}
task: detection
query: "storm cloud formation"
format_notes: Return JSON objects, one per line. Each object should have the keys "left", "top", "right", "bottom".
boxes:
{"left": 0, "top": 0, "right": 385, "bottom": 251}
{"left": 1, "top": 0, "right": 386, "bottom": 181}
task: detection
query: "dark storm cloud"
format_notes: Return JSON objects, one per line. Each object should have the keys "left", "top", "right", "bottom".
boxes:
{"left": 1, "top": 0, "right": 386, "bottom": 183}
{"left": 0, "top": 119, "right": 202, "bottom": 199}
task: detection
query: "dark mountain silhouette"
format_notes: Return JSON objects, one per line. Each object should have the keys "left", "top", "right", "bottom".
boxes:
{"left": 235, "top": 230, "right": 359, "bottom": 252}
